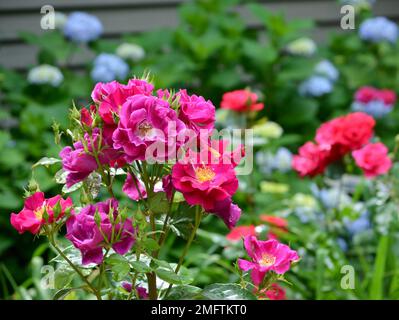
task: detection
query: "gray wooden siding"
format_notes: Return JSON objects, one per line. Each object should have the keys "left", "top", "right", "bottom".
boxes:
{"left": 0, "top": 0, "right": 398, "bottom": 69}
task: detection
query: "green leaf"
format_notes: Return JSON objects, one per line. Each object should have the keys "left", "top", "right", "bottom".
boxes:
{"left": 369, "top": 235, "right": 389, "bottom": 300}
{"left": 106, "top": 254, "right": 131, "bottom": 281}
{"left": 143, "top": 238, "right": 160, "bottom": 251}
{"left": 201, "top": 284, "right": 256, "bottom": 300}
{"left": 54, "top": 265, "right": 75, "bottom": 289}
{"left": 148, "top": 192, "right": 169, "bottom": 214}
{"left": 62, "top": 182, "right": 83, "bottom": 194}
{"left": 53, "top": 288, "right": 73, "bottom": 300}
{"left": 131, "top": 260, "right": 153, "bottom": 273}
{"left": 155, "top": 264, "right": 194, "bottom": 285}
{"left": 32, "top": 157, "right": 61, "bottom": 168}
{"left": 166, "top": 285, "right": 202, "bottom": 300}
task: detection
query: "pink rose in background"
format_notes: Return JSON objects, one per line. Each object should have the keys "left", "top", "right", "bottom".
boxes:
{"left": 226, "top": 225, "right": 257, "bottom": 242}
{"left": 113, "top": 94, "right": 186, "bottom": 162}
{"left": 292, "top": 142, "right": 329, "bottom": 177}
{"left": 10, "top": 192, "right": 73, "bottom": 235}
{"left": 175, "top": 89, "right": 215, "bottom": 133}
{"left": 221, "top": 89, "right": 264, "bottom": 112}
{"left": 352, "top": 142, "right": 392, "bottom": 178}
{"left": 377, "top": 89, "right": 397, "bottom": 105}
{"left": 60, "top": 128, "right": 121, "bottom": 187}
{"left": 66, "top": 199, "right": 135, "bottom": 265}
{"left": 238, "top": 236, "right": 299, "bottom": 286}
{"left": 355, "top": 86, "right": 378, "bottom": 104}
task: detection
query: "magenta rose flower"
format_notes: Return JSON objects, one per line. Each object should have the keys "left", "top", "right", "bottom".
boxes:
{"left": 66, "top": 199, "right": 135, "bottom": 265}
{"left": 352, "top": 142, "right": 392, "bottom": 178}
{"left": 60, "top": 128, "right": 121, "bottom": 187}
{"left": 10, "top": 192, "right": 73, "bottom": 235}
{"left": 112, "top": 94, "right": 186, "bottom": 162}
{"left": 91, "top": 79, "right": 154, "bottom": 125}
{"left": 175, "top": 89, "right": 215, "bottom": 134}
{"left": 238, "top": 236, "right": 299, "bottom": 286}
{"left": 171, "top": 147, "right": 240, "bottom": 228}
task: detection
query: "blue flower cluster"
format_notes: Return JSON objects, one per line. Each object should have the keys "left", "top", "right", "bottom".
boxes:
{"left": 344, "top": 211, "right": 371, "bottom": 236}
{"left": 256, "top": 147, "right": 293, "bottom": 174}
{"left": 299, "top": 60, "right": 339, "bottom": 97}
{"left": 91, "top": 53, "right": 129, "bottom": 82}
{"left": 352, "top": 100, "right": 392, "bottom": 118}
{"left": 64, "top": 12, "right": 103, "bottom": 43}
{"left": 359, "top": 17, "right": 398, "bottom": 44}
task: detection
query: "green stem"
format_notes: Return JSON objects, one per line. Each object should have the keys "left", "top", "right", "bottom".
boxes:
{"left": 164, "top": 206, "right": 202, "bottom": 299}
{"left": 49, "top": 234, "right": 102, "bottom": 300}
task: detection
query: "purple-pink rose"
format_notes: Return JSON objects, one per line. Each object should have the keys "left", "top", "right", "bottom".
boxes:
{"left": 66, "top": 199, "right": 135, "bottom": 265}
{"left": 112, "top": 94, "right": 186, "bottom": 162}
{"left": 175, "top": 89, "right": 215, "bottom": 134}
{"left": 60, "top": 128, "right": 121, "bottom": 187}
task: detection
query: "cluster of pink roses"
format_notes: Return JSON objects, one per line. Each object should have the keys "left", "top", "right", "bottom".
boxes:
{"left": 11, "top": 78, "right": 244, "bottom": 266}
{"left": 292, "top": 112, "right": 392, "bottom": 178}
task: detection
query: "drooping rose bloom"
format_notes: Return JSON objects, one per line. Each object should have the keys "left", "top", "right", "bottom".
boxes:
{"left": 162, "top": 174, "right": 174, "bottom": 201}
{"left": 171, "top": 147, "right": 241, "bottom": 228}
{"left": 66, "top": 199, "right": 135, "bottom": 265}
{"left": 238, "top": 236, "right": 299, "bottom": 286}
{"left": 221, "top": 89, "right": 264, "bottom": 112}
{"left": 175, "top": 89, "right": 215, "bottom": 134}
{"left": 292, "top": 142, "right": 329, "bottom": 177}
{"left": 10, "top": 192, "right": 73, "bottom": 235}
{"left": 113, "top": 94, "right": 186, "bottom": 162}
{"left": 122, "top": 173, "right": 147, "bottom": 201}
{"left": 226, "top": 225, "right": 257, "bottom": 242}
{"left": 352, "top": 143, "right": 392, "bottom": 178}
{"left": 60, "top": 128, "right": 121, "bottom": 187}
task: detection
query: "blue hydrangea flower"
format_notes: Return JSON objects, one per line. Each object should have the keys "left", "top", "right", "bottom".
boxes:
{"left": 352, "top": 100, "right": 392, "bottom": 118}
{"left": 91, "top": 53, "right": 129, "bottom": 82}
{"left": 27, "top": 64, "right": 63, "bottom": 87}
{"left": 64, "top": 12, "right": 103, "bottom": 43}
{"left": 359, "top": 17, "right": 398, "bottom": 44}
{"left": 273, "top": 148, "right": 293, "bottom": 173}
{"left": 314, "top": 60, "right": 339, "bottom": 82}
{"left": 311, "top": 185, "right": 351, "bottom": 210}
{"left": 344, "top": 211, "right": 371, "bottom": 235}
{"left": 337, "top": 238, "right": 348, "bottom": 252}
{"left": 299, "top": 76, "right": 333, "bottom": 97}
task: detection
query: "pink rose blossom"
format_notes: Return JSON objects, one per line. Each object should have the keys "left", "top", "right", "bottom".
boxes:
{"left": 10, "top": 192, "right": 73, "bottom": 235}
{"left": 112, "top": 94, "right": 186, "bottom": 162}
{"left": 175, "top": 89, "right": 215, "bottom": 133}
{"left": 352, "top": 142, "right": 392, "bottom": 178}
{"left": 66, "top": 199, "right": 135, "bottom": 265}
{"left": 238, "top": 236, "right": 299, "bottom": 286}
